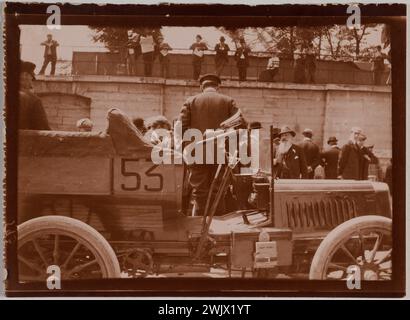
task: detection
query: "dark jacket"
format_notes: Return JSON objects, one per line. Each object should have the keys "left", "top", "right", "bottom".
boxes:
{"left": 360, "top": 147, "right": 379, "bottom": 180}
{"left": 274, "top": 144, "right": 308, "bottom": 179}
{"left": 305, "top": 48, "right": 316, "bottom": 71}
{"left": 235, "top": 45, "right": 250, "bottom": 67}
{"left": 321, "top": 146, "right": 340, "bottom": 179}
{"left": 214, "top": 43, "right": 230, "bottom": 63}
{"left": 190, "top": 41, "right": 208, "bottom": 61}
{"left": 384, "top": 163, "right": 392, "bottom": 194}
{"left": 338, "top": 141, "right": 362, "bottom": 179}
{"left": 179, "top": 88, "right": 238, "bottom": 133}
{"left": 41, "top": 40, "right": 58, "bottom": 58}
{"left": 19, "top": 91, "right": 51, "bottom": 130}
{"left": 299, "top": 138, "right": 320, "bottom": 169}
{"left": 373, "top": 51, "right": 386, "bottom": 71}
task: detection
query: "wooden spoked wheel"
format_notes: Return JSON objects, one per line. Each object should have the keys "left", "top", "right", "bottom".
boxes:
{"left": 309, "top": 215, "right": 392, "bottom": 281}
{"left": 18, "top": 216, "right": 121, "bottom": 282}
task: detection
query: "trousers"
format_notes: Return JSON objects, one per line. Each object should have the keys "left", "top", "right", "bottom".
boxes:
{"left": 188, "top": 164, "right": 226, "bottom": 216}
{"left": 39, "top": 55, "right": 56, "bottom": 75}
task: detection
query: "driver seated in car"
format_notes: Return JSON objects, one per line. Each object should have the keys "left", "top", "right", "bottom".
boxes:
{"left": 144, "top": 115, "right": 173, "bottom": 148}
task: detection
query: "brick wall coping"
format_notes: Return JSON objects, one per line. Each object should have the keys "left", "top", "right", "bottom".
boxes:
{"left": 37, "top": 91, "right": 92, "bottom": 104}
{"left": 36, "top": 74, "right": 392, "bottom": 93}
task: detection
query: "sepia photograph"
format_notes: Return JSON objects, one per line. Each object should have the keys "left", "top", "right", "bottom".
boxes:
{"left": 2, "top": 2, "right": 406, "bottom": 298}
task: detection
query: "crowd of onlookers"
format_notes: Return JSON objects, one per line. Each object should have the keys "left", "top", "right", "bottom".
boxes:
{"left": 269, "top": 125, "right": 392, "bottom": 193}
{"left": 19, "top": 57, "right": 392, "bottom": 198}
{"left": 38, "top": 33, "right": 390, "bottom": 85}
{"left": 75, "top": 114, "right": 392, "bottom": 194}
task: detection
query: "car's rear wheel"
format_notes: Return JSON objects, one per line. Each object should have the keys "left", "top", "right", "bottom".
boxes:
{"left": 18, "top": 216, "right": 121, "bottom": 282}
{"left": 309, "top": 215, "right": 392, "bottom": 280}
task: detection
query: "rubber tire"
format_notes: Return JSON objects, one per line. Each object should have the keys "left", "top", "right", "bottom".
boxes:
{"left": 309, "top": 215, "right": 392, "bottom": 280}
{"left": 18, "top": 216, "right": 121, "bottom": 279}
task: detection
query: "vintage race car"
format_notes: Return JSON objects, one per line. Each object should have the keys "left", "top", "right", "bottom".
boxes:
{"left": 17, "top": 109, "right": 392, "bottom": 281}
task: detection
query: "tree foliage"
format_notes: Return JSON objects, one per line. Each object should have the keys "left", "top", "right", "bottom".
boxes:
{"left": 89, "top": 26, "right": 162, "bottom": 53}
{"left": 88, "top": 24, "right": 386, "bottom": 62}
{"left": 219, "top": 24, "right": 384, "bottom": 61}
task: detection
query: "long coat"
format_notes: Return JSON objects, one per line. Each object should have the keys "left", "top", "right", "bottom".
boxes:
{"left": 19, "top": 91, "right": 50, "bottom": 130}
{"left": 321, "top": 146, "right": 340, "bottom": 179}
{"left": 179, "top": 88, "right": 238, "bottom": 133}
{"left": 274, "top": 144, "right": 308, "bottom": 179}
{"left": 235, "top": 46, "right": 250, "bottom": 67}
{"left": 338, "top": 141, "right": 362, "bottom": 179}
{"left": 299, "top": 138, "right": 320, "bottom": 178}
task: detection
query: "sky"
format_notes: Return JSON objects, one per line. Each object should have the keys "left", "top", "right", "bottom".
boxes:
{"left": 20, "top": 24, "right": 383, "bottom": 74}
{"left": 20, "top": 25, "right": 235, "bottom": 73}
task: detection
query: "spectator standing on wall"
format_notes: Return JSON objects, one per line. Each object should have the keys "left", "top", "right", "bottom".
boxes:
{"left": 385, "top": 49, "right": 391, "bottom": 85}
{"left": 214, "top": 36, "right": 230, "bottom": 77}
{"left": 157, "top": 35, "right": 173, "bottom": 78}
{"left": 190, "top": 35, "right": 208, "bottom": 80}
{"left": 293, "top": 44, "right": 305, "bottom": 84}
{"left": 304, "top": 43, "right": 316, "bottom": 83}
{"left": 266, "top": 50, "right": 280, "bottom": 82}
{"left": 372, "top": 45, "right": 387, "bottom": 85}
{"left": 140, "top": 30, "right": 156, "bottom": 77}
{"left": 235, "top": 37, "right": 250, "bottom": 81}
{"left": 39, "top": 34, "right": 59, "bottom": 76}
{"left": 126, "top": 31, "right": 139, "bottom": 76}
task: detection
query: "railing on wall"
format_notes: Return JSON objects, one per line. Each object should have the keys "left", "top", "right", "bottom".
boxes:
{"left": 22, "top": 44, "right": 391, "bottom": 85}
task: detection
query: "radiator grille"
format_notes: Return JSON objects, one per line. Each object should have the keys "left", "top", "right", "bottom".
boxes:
{"left": 285, "top": 198, "right": 357, "bottom": 230}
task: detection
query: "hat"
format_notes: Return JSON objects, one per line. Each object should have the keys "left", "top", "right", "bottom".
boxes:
{"left": 351, "top": 126, "right": 362, "bottom": 134}
{"left": 271, "top": 127, "right": 280, "bottom": 139}
{"left": 278, "top": 125, "right": 296, "bottom": 137}
{"left": 199, "top": 73, "right": 221, "bottom": 85}
{"left": 20, "top": 60, "right": 36, "bottom": 80}
{"left": 249, "top": 121, "right": 262, "bottom": 129}
{"left": 145, "top": 115, "right": 170, "bottom": 128}
{"left": 302, "top": 128, "right": 313, "bottom": 136}
{"left": 220, "top": 36, "right": 225, "bottom": 41}
{"left": 196, "top": 34, "right": 202, "bottom": 39}
{"left": 357, "top": 132, "right": 367, "bottom": 141}
{"left": 76, "top": 118, "right": 93, "bottom": 130}
{"left": 327, "top": 136, "right": 338, "bottom": 144}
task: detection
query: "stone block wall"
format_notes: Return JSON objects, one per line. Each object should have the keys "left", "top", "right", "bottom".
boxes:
{"left": 33, "top": 75, "right": 392, "bottom": 172}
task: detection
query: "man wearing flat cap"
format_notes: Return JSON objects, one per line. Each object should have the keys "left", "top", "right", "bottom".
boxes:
{"left": 273, "top": 126, "right": 307, "bottom": 179}
{"left": 338, "top": 127, "right": 366, "bottom": 180}
{"left": 179, "top": 73, "right": 241, "bottom": 216}
{"left": 298, "top": 128, "right": 320, "bottom": 179}
{"left": 19, "top": 61, "right": 50, "bottom": 130}
{"left": 321, "top": 136, "right": 340, "bottom": 179}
